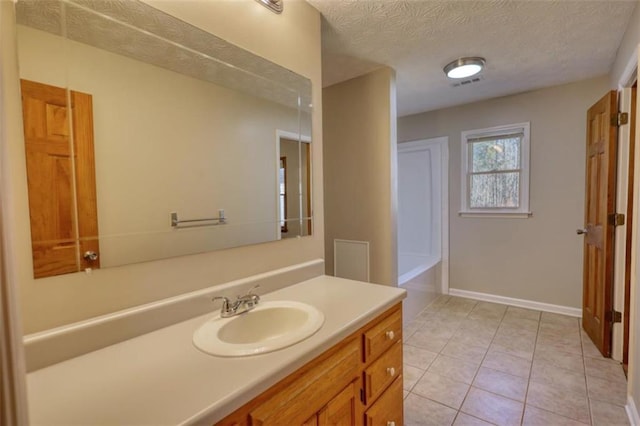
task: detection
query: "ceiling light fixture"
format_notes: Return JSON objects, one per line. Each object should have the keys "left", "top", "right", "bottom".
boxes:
{"left": 255, "top": 0, "right": 283, "bottom": 14}
{"left": 444, "top": 57, "right": 486, "bottom": 79}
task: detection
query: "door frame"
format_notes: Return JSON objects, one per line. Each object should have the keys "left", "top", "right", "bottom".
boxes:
{"left": 612, "top": 61, "right": 638, "bottom": 363}
{"left": 397, "top": 136, "right": 449, "bottom": 294}
{"left": 613, "top": 84, "right": 637, "bottom": 362}
{"left": 275, "top": 129, "right": 311, "bottom": 240}
{"left": 0, "top": 2, "right": 29, "bottom": 423}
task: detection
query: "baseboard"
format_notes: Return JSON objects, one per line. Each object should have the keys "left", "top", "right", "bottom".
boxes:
{"left": 627, "top": 395, "right": 640, "bottom": 426}
{"left": 448, "top": 288, "right": 582, "bottom": 318}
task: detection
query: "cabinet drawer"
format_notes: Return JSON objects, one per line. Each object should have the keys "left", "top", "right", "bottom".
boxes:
{"left": 250, "top": 337, "right": 361, "bottom": 425}
{"left": 364, "top": 376, "right": 403, "bottom": 426}
{"left": 364, "top": 340, "right": 402, "bottom": 404}
{"left": 363, "top": 307, "right": 402, "bottom": 363}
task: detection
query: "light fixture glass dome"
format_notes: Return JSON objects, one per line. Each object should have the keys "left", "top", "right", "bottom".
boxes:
{"left": 444, "top": 57, "right": 486, "bottom": 79}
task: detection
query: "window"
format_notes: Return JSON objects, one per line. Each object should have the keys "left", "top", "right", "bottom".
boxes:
{"left": 460, "top": 122, "right": 530, "bottom": 217}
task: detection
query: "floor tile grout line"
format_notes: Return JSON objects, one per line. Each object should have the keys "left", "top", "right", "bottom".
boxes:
{"left": 450, "top": 302, "right": 541, "bottom": 424}
{"left": 424, "top": 301, "right": 531, "bottom": 419}
{"left": 519, "top": 310, "right": 542, "bottom": 425}
{"left": 442, "top": 299, "right": 479, "bottom": 424}
{"left": 467, "top": 303, "right": 543, "bottom": 422}
{"left": 403, "top": 295, "right": 448, "bottom": 399}
{"left": 447, "top": 300, "right": 504, "bottom": 425}
{"left": 578, "top": 320, "right": 595, "bottom": 426}
{"left": 410, "top": 297, "right": 477, "bottom": 423}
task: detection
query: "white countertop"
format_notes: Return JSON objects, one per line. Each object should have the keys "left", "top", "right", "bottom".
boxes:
{"left": 27, "top": 276, "right": 406, "bottom": 425}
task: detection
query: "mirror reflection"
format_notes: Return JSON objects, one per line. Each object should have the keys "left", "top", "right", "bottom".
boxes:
{"left": 279, "top": 134, "right": 312, "bottom": 239}
{"left": 16, "top": 0, "right": 313, "bottom": 278}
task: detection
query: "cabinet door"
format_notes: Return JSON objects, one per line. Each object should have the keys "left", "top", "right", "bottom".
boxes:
{"left": 364, "top": 376, "right": 403, "bottom": 426}
{"left": 318, "top": 381, "right": 358, "bottom": 426}
{"left": 249, "top": 338, "right": 360, "bottom": 425}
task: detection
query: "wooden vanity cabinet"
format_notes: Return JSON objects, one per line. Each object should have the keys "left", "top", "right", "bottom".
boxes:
{"left": 216, "top": 304, "right": 403, "bottom": 426}
{"left": 362, "top": 306, "right": 403, "bottom": 426}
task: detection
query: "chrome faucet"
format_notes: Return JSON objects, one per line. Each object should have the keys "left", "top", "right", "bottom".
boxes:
{"left": 213, "top": 285, "right": 260, "bottom": 318}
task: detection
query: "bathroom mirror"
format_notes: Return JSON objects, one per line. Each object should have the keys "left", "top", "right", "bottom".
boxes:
{"left": 15, "top": 0, "right": 313, "bottom": 278}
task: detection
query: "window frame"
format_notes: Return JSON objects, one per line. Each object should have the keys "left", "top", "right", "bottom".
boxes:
{"left": 460, "top": 122, "right": 531, "bottom": 218}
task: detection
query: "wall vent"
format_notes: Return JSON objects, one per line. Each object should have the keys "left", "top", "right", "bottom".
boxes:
{"left": 451, "top": 76, "right": 483, "bottom": 88}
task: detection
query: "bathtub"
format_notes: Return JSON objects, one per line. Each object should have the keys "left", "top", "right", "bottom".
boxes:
{"left": 398, "top": 252, "right": 440, "bottom": 285}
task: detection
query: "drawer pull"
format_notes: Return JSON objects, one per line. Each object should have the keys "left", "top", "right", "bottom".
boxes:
{"left": 387, "top": 422, "right": 396, "bottom": 426}
{"left": 385, "top": 330, "right": 395, "bottom": 340}
{"left": 387, "top": 367, "right": 396, "bottom": 377}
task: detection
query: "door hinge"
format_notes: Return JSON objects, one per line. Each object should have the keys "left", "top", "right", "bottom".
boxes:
{"left": 612, "top": 112, "right": 629, "bottom": 126}
{"left": 608, "top": 213, "right": 625, "bottom": 227}
{"left": 606, "top": 310, "right": 623, "bottom": 323}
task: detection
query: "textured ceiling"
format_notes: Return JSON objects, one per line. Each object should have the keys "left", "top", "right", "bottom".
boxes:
{"left": 307, "top": 0, "right": 637, "bottom": 116}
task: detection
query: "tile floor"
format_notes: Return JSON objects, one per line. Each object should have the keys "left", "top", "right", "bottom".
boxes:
{"left": 402, "top": 295, "right": 630, "bottom": 426}
{"left": 400, "top": 272, "right": 441, "bottom": 325}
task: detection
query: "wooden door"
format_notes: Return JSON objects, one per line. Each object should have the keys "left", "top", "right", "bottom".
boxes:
{"left": 582, "top": 91, "right": 618, "bottom": 356}
{"left": 20, "top": 79, "right": 100, "bottom": 278}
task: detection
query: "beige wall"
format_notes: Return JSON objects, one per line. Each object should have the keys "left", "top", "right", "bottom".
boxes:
{"left": 323, "top": 67, "right": 398, "bottom": 286}
{"left": 399, "top": 76, "right": 609, "bottom": 308}
{"left": 610, "top": 1, "right": 639, "bottom": 87}
{"left": 4, "top": 0, "right": 323, "bottom": 333}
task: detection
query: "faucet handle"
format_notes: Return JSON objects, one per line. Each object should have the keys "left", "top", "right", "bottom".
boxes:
{"left": 239, "top": 285, "right": 260, "bottom": 298}
{"left": 212, "top": 296, "right": 231, "bottom": 308}
{"left": 238, "top": 285, "right": 260, "bottom": 306}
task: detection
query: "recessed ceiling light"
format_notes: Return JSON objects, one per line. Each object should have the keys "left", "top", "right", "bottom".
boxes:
{"left": 444, "top": 57, "right": 486, "bottom": 79}
{"left": 256, "top": 0, "right": 283, "bottom": 14}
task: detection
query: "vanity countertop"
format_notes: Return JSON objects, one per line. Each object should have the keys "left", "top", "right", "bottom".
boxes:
{"left": 26, "top": 275, "right": 406, "bottom": 425}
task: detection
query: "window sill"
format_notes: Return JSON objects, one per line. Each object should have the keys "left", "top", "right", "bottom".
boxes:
{"left": 458, "top": 211, "right": 532, "bottom": 219}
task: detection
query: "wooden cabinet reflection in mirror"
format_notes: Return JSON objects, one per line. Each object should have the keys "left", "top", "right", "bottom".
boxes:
{"left": 20, "top": 79, "right": 100, "bottom": 278}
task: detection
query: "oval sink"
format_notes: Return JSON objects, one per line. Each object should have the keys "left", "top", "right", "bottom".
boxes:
{"left": 193, "top": 301, "right": 325, "bottom": 357}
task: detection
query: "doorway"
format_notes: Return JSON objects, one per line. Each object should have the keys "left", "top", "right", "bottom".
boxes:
{"left": 581, "top": 75, "right": 637, "bottom": 364}
{"left": 615, "top": 78, "right": 637, "bottom": 369}
{"left": 275, "top": 130, "right": 311, "bottom": 240}
{"left": 612, "top": 70, "right": 637, "bottom": 368}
